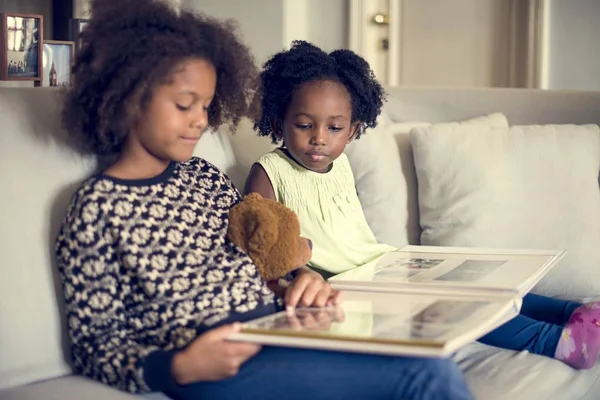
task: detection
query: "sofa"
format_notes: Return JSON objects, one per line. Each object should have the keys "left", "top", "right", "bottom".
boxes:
{"left": 1, "top": 86, "right": 600, "bottom": 400}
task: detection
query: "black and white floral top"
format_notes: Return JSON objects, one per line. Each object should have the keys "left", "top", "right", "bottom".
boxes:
{"left": 55, "top": 157, "right": 278, "bottom": 394}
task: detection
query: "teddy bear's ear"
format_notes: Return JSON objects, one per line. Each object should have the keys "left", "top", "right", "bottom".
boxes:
{"left": 244, "top": 192, "right": 263, "bottom": 202}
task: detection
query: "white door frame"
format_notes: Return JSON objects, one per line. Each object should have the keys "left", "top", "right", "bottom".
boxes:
{"left": 507, "top": 0, "right": 548, "bottom": 89}
{"left": 349, "top": 0, "right": 403, "bottom": 86}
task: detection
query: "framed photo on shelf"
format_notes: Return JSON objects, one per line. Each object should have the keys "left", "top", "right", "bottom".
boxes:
{"left": 69, "top": 18, "right": 89, "bottom": 51}
{"left": 37, "top": 40, "right": 74, "bottom": 87}
{"left": 0, "top": 13, "right": 43, "bottom": 81}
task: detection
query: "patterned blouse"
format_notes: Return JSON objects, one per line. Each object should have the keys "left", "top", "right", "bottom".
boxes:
{"left": 55, "top": 157, "right": 278, "bottom": 394}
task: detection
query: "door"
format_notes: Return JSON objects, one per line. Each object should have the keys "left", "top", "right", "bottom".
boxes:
{"left": 349, "top": 0, "right": 546, "bottom": 88}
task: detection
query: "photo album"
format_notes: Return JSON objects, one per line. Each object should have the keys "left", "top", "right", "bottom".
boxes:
{"left": 229, "top": 245, "right": 566, "bottom": 357}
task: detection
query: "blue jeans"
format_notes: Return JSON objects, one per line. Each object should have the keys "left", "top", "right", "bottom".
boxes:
{"left": 479, "top": 293, "right": 581, "bottom": 356}
{"left": 167, "top": 346, "right": 474, "bottom": 400}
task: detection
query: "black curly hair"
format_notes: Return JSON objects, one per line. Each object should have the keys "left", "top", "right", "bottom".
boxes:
{"left": 62, "top": 0, "right": 260, "bottom": 155}
{"left": 254, "top": 40, "right": 386, "bottom": 143}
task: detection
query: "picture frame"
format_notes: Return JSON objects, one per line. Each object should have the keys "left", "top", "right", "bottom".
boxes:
{"left": 69, "top": 18, "right": 89, "bottom": 52}
{"left": 36, "top": 40, "right": 74, "bottom": 87}
{"left": 0, "top": 13, "right": 43, "bottom": 81}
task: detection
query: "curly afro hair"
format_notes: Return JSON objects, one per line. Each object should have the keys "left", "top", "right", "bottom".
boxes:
{"left": 62, "top": 0, "right": 260, "bottom": 155}
{"left": 254, "top": 40, "right": 386, "bottom": 143}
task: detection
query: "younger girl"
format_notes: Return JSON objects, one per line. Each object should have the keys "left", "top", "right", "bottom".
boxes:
{"left": 245, "top": 40, "right": 600, "bottom": 370}
{"left": 56, "top": 1, "right": 473, "bottom": 399}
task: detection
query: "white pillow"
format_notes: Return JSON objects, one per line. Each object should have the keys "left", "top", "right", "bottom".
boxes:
{"left": 411, "top": 123, "right": 600, "bottom": 301}
{"left": 345, "top": 114, "right": 406, "bottom": 247}
{"left": 345, "top": 113, "right": 508, "bottom": 248}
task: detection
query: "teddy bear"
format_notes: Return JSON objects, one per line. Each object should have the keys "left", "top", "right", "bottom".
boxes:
{"left": 227, "top": 193, "right": 312, "bottom": 282}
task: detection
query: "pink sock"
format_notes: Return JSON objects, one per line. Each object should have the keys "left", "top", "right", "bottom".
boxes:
{"left": 555, "top": 301, "right": 600, "bottom": 369}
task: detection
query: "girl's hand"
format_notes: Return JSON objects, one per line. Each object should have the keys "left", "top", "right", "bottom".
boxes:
{"left": 284, "top": 267, "right": 342, "bottom": 310}
{"left": 171, "top": 323, "right": 260, "bottom": 384}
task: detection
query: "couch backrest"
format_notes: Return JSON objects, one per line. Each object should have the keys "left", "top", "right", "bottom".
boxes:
{"left": 384, "top": 86, "right": 600, "bottom": 125}
{"left": 0, "top": 88, "right": 94, "bottom": 388}
{"left": 2, "top": 86, "right": 600, "bottom": 390}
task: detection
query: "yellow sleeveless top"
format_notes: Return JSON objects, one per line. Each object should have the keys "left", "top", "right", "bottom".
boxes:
{"left": 258, "top": 149, "right": 396, "bottom": 274}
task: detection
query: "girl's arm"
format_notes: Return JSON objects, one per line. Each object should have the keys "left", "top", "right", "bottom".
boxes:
{"left": 244, "top": 162, "right": 276, "bottom": 200}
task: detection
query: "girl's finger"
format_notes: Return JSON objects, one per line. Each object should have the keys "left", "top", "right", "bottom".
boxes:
{"left": 285, "top": 279, "right": 309, "bottom": 308}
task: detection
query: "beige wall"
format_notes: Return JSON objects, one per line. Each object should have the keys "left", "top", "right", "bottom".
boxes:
{"left": 72, "top": 0, "right": 181, "bottom": 18}
{"left": 184, "top": 0, "right": 347, "bottom": 64}
{"left": 183, "top": 0, "right": 284, "bottom": 64}
{"left": 304, "top": 0, "right": 348, "bottom": 52}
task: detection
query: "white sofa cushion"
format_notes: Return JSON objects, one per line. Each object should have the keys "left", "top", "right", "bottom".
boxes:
{"left": 411, "top": 123, "right": 600, "bottom": 301}
{"left": 0, "top": 376, "right": 165, "bottom": 400}
{"left": 193, "top": 129, "right": 237, "bottom": 177}
{"left": 344, "top": 113, "right": 508, "bottom": 248}
{"left": 453, "top": 342, "right": 600, "bottom": 400}
{"left": 344, "top": 115, "right": 407, "bottom": 247}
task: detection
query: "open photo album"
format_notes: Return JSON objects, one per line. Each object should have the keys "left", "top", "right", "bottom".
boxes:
{"left": 229, "top": 245, "right": 566, "bottom": 357}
